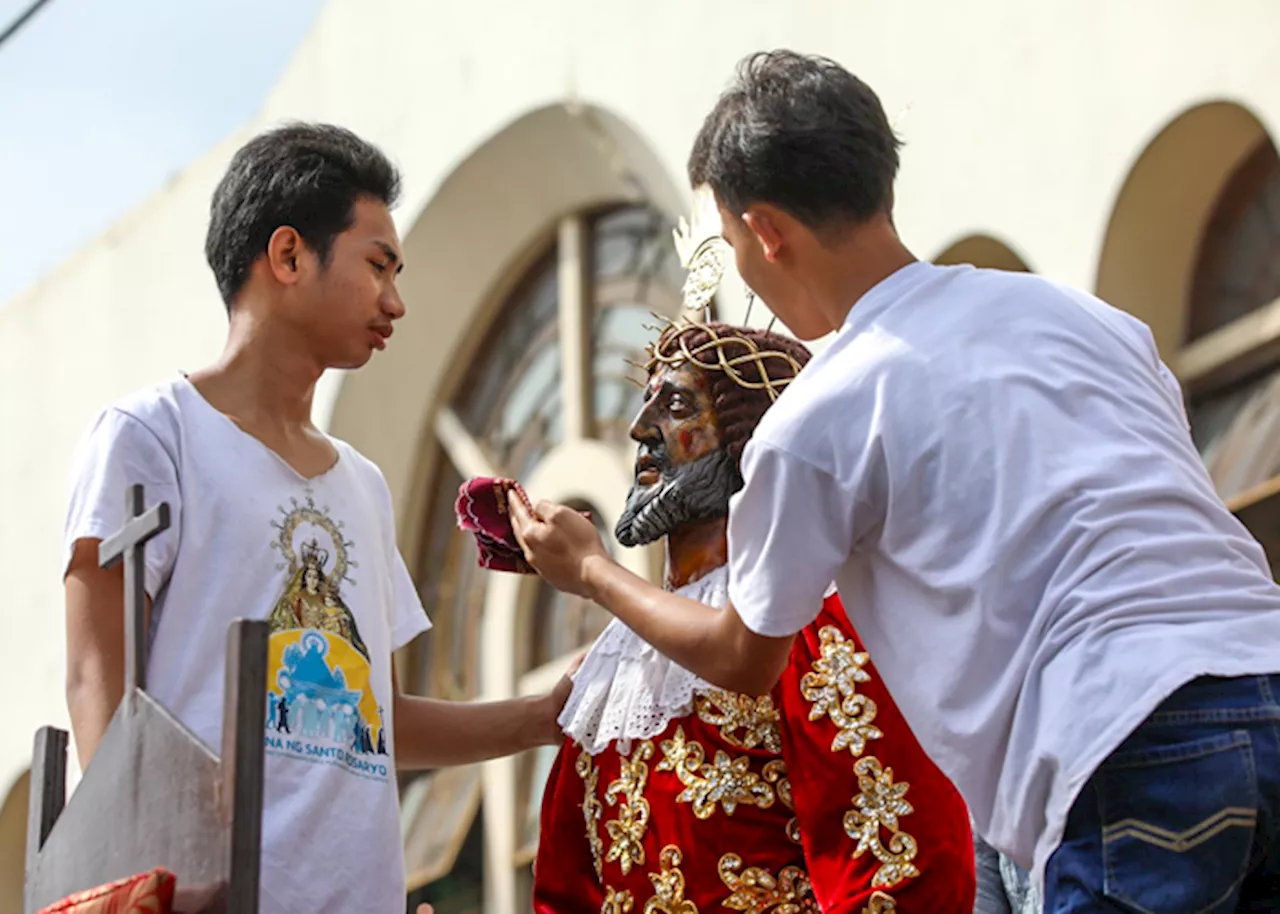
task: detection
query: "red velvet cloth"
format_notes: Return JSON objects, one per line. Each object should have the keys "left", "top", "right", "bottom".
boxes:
{"left": 533, "top": 594, "right": 975, "bottom": 913}
{"left": 37, "top": 868, "right": 176, "bottom": 914}
{"left": 455, "top": 477, "right": 536, "bottom": 573}
{"left": 455, "top": 477, "right": 590, "bottom": 574}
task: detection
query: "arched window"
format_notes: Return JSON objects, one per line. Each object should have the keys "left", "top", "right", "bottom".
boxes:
{"left": 1188, "top": 141, "right": 1280, "bottom": 342}
{"left": 1182, "top": 138, "right": 1280, "bottom": 503}
{"left": 401, "top": 203, "right": 688, "bottom": 903}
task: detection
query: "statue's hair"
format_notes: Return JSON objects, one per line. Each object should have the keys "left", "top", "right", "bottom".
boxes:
{"left": 645, "top": 320, "right": 812, "bottom": 468}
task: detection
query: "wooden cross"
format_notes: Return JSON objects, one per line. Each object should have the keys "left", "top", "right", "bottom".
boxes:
{"left": 98, "top": 484, "right": 170, "bottom": 696}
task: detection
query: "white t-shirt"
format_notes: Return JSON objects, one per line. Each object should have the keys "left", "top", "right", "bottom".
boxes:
{"left": 727, "top": 261, "right": 1280, "bottom": 889}
{"left": 64, "top": 376, "right": 431, "bottom": 914}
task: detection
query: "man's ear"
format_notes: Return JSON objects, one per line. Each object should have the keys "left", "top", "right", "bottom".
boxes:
{"left": 265, "top": 225, "right": 305, "bottom": 286}
{"left": 742, "top": 206, "right": 786, "bottom": 262}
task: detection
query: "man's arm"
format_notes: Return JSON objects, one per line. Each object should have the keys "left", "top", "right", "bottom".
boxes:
{"left": 584, "top": 555, "right": 793, "bottom": 696}
{"left": 509, "top": 437, "right": 864, "bottom": 696}
{"left": 391, "top": 665, "right": 574, "bottom": 769}
{"left": 64, "top": 538, "right": 134, "bottom": 770}
{"left": 508, "top": 498, "right": 794, "bottom": 696}
{"left": 61, "top": 406, "right": 184, "bottom": 770}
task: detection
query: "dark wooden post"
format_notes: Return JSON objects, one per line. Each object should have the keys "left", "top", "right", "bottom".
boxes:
{"left": 25, "top": 727, "right": 67, "bottom": 865}
{"left": 221, "top": 620, "right": 268, "bottom": 913}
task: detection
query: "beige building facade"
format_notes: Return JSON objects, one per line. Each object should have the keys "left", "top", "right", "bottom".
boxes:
{"left": 3, "top": 1, "right": 1280, "bottom": 910}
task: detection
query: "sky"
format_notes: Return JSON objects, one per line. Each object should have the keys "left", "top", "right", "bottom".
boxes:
{"left": 0, "top": 0, "right": 325, "bottom": 303}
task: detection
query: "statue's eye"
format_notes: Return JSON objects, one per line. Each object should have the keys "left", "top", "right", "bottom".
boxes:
{"left": 668, "top": 395, "right": 691, "bottom": 416}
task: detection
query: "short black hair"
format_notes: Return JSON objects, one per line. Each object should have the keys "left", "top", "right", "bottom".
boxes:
{"left": 205, "top": 122, "right": 402, "bottom": 308}
{"left": 689, "top": 50, "right": 901, "bottom": 230}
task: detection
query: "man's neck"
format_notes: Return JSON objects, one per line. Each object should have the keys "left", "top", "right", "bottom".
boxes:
{"left": 664, "top": 516, "right": 729, "bottom": 591}
{"left": 807, "top": 217, "right": 917, "bottom": 331}
{"left": 187, "top": 307, "right": 323, "bottom": 432}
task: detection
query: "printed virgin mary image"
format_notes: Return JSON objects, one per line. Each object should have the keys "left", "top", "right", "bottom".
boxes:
{"left": 267, "top": 538, "right": 370, "bottom": 660}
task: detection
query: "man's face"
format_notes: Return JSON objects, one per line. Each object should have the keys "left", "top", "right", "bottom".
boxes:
{"left": 287, "top": 197, "right": 407, "bottom": 370}
{"left": 615, "top": 360, "right": 742, "bottom": 547}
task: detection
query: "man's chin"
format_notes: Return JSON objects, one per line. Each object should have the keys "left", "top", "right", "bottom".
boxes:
{"left": 329, "top": 349, "right": 375, "bottom": 371}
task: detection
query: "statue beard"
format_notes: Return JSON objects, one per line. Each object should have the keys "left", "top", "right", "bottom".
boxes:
{"left": 615, "top": 442, "right": 743, "bottom": 548}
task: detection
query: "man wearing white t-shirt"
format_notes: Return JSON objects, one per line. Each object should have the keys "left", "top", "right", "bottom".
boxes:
{"left": 64, "top": 124, "right": 571, "bottom": 914}
{"left": 509, "top": 51, "right": 1280, "bottom": 911}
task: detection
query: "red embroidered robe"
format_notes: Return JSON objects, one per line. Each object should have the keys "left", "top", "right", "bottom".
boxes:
{"left": 533, "top": 587, "right": 975, "bottom": 913}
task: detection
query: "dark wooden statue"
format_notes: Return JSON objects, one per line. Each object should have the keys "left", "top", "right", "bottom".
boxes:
{"left": 24, "top": 484, "right": 267, "bottom": 913}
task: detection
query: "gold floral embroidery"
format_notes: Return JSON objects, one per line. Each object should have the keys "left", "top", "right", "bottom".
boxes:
{"left": 695, "top": 689, "right": 783, "bottom": 754}
{"left": 861, "top": 891, "right": 896, "bottom": 914}
{"left": 763, "top": 760, "right": 801, "bottom": 845}
{"left": 844, "top": 757, "right": 919, "bottom": 888}
{"left": 605, "top": 741, "right": 654, "bottom": 874}
{"left": 602, "top": 886, "right": 635, "bottom": 913}
{"left": 644, "top": 845, "right": 699, "bottom": 914}
{"left": 657, "top": 726, "right": 776, "bottom": 819}
{"left": 800, "top": 626, "right": 882, "bottom": 757}
{"left": 578, "top": 750, "right": 605, "bottom": 879}
{"left": 800, "top": 627, "right": 919, "bottom": 889}
{"left": 718, "top": 854, "right": 818, "bottom": 913}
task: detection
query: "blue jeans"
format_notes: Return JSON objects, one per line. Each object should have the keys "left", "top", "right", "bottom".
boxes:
{"left": 1044, "top": 674, "right": 1280, "bottom": 912}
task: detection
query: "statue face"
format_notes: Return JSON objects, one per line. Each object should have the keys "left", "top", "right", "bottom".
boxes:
{"left": 615, "top": 361, "right": 742, "bottom": 547}
{"left": 304, "top": 566, "right": 321, "bottom": 593}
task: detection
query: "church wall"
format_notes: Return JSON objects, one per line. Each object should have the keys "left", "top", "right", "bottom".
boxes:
{"left": 0, "top": 770, "right": 29, "bottom": 911}
{"left": 3, "top": 0, "right": 1280, "bottom": 889}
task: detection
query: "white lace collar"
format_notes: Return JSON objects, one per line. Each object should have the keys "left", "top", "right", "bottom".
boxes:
{"left": 558, "top": 564, "right": 729, "bottom": 756}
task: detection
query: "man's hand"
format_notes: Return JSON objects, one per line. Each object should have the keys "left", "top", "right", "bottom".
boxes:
{"left": 530, "top": 652, "right": 585, "bottom": 745}
{"left": 508, "top": 494, "right": 611, "bottom": 599}
{"left": 392, "top": 652, "right": 586, "bottom": 769}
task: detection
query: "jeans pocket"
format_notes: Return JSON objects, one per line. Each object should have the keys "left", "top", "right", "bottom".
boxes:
{"left": 1096, "top": 729, "right": 1258, "bottom": 914}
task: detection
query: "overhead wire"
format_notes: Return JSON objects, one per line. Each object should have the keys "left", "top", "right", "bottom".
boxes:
{"left": 0, "top": 0, "right": 53, "bottom": 51}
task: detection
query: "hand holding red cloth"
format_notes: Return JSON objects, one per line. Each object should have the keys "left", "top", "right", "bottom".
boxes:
{"left": 455, "top": 477, "right": 590, "bottom": 574}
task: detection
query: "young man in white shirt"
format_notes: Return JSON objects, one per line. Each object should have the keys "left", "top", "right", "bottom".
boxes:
{"left": 508, "top": 51, "right": 1280, "bottom": 911}
{"left": 64, "top": 123, "right": 571, "bottom": 914}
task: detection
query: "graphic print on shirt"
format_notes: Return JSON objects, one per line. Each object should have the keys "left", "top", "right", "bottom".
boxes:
{"left": 263, "top": 494, "right": 389, "bottom": 781}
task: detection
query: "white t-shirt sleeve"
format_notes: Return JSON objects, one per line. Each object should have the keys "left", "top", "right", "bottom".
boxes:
{"left": 1122, "top": 308, "right": 1190, "bottom": 432}
{"left": 389, "top": 549, "right": 432, "bottom": 651}
{"left": 1156, "top": 360, "right": 1191, "bottom": 431}
{"left": 63, "top": 407, "right": 182, "bottom": 600}
{"left": 727, "top": 441, "right": 864, "bottom": 638}
{"left": 369, "top": 467, "right": 432, "bottom": 651}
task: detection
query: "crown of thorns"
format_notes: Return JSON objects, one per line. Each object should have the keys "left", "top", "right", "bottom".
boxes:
{"left": 630, "top": 316, "right": 804, "bottom": 402}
